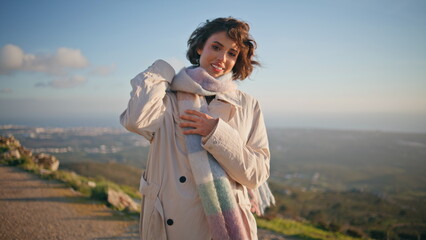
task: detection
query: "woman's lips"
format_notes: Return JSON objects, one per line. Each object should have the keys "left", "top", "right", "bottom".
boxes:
{"left": 211, "top": 64, "right": 224, "bottom": 72}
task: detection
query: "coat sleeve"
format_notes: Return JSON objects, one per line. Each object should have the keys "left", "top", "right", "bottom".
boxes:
{"left": 201, "top": 99, "right": 270, "bottom": 189}
{"left": 120, "top": 59, "right": 175, "bottom": 141}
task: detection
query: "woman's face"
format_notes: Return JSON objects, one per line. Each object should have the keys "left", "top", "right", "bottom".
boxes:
{"left": 197, "top": 31, "right": 240, "bottom": 78}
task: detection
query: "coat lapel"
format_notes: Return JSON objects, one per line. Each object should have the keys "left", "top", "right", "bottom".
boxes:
{"left": 207, "top": 90, "right": 241, "bottom": 122}
{"left": 208, "top": 100, "right": 235, "bottom": 122}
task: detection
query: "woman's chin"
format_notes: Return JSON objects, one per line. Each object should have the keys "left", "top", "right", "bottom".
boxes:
{"left": 207, "top": 71, "right": 224, "bottom": 78}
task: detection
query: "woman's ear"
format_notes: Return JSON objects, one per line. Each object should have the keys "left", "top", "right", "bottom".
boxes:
{"left": 197, "top": 48, "right": 202, "bottom": 55}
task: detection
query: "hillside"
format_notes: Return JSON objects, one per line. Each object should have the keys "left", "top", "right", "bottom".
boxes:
{"left": 266, "top": 128, "right": 426, "bottom": 239}
{"left": 1, "top": 125, "right": 425, "bottom": 239}
{"left": 267, "top": 128, "right": 426, "bottom": 195}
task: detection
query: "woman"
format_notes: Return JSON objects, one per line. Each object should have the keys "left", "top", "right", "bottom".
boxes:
{"left": 120, "top": 17, "right": 274, "bottom": 240}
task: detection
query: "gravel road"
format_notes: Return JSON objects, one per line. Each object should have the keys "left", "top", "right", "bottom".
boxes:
{"left": 0, "top": 165, "right": 139, "bottom": 240}
{"left": 0, "top": 165, "right": 291, "bottom": 240}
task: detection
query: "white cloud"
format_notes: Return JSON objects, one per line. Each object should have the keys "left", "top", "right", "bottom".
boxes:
{"left": 55, "top": 47, "right": 88, "bottom": 68}
{"left": 35, "top": 75, "right": 87, "bottom": 89}
{"left": 0, "top": 44, "right": 117, "bottom": 89}
{"left": 0, "top": 44, "right": 24, "bottom": 73}
{"left": 0, "top": 44, "right": 89, "bottom": 75}
{"left": 90, "top": 64, "right": 116, "bottom": 76}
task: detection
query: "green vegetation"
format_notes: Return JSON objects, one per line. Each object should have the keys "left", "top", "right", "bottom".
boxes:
{"left": 264, "top": 181, "right": 426, "bottom": 239}
{"left": 42, "top": 169, "right": 141, "bottom": 210}
{"left": 0, "top": 146, "right": 9, "bottom": 153}
{"left": 0, "top": 151, "right": 34, "bottom": 167}
{"left": 60, "top": 161, "right": 142, "bottom": 190}
{"left": 257, "top": 217, "right": 364, "bottom": 240}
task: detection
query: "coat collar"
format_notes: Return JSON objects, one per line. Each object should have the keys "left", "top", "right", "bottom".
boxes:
{"left": 216, "top": 90, "right": 242, "bottom": 108}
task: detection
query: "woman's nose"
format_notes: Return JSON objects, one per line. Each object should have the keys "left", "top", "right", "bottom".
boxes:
{"left": 217, "top": 51, "right": 226, "bottom": 62}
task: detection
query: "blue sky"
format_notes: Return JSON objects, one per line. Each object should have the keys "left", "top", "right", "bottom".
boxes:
{"left": 0, "top": 0, "right": 425, "bottom": 132}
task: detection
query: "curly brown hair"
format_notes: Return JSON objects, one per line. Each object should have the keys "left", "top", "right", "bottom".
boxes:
{"left": 187, "top": 17, "right": 260, "bottom": 80}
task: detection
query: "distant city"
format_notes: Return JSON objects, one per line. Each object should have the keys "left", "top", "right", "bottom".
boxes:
{"left": 1, "top": 111, "right": 426, "bottom": 134}
{"left": 0, "top": 124, "right": 149, "bottom": 155}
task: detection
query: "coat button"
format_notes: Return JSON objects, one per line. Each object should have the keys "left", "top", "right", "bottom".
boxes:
{"left": 179, "top": 176, "right": 186, "bottom": 183}
{"left": 167, "top": 219, "right": 174, "bottom": 226}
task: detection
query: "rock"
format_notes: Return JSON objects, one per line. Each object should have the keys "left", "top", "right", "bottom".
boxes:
{"left": 107, "top": 189, "right": 139, "bottom": 212}
{"left": 1, "top": 136, "right": 26, "bottom": 161}
{"left": 87, "top": 181, "right": 96, "bottom": 188}
{"left": 17, "top": 146, "right": 32, "bottom": 157}
{"left": 34, "top": 153, "right": 60, "bottom": 171}
{"left": 2, "top": 149, "right": 21, "bottom": 159}
{"left": 0, "top": 136, "right": 21, "bottom": 148}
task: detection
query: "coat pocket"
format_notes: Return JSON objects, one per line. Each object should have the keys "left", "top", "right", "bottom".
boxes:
{"left": 139, "top": 176, "right": 167, "bottom": 240}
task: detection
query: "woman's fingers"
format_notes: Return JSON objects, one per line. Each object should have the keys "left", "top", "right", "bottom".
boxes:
{"left": 179, "top": 109, "right": 218, "bottom": 137}
{"left": 184, "top": 109, "right": 213, "bottom": 119}
{"left": 179, "top": 121, "right": 199, "bottom": 128}
{"left": 182, "top": 128, "right": 203, "bottom": 135}
{"left": 180, "top": 114, "right": 200, "bottom": 122}
{"left": 184, "top": 109, "right": 202, "bottom": 116}
{"left": 180, "top": 110, "right": 212, "bottom": 123}
{"left": 182, "top": 126, "right": 212, "bottom": 136}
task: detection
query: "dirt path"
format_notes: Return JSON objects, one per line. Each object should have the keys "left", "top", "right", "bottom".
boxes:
{"left": 0, "top": 165, "right": 139, "bottom": 240}
{"left": 0, "top": 165, "right": 291, "bottom": 240}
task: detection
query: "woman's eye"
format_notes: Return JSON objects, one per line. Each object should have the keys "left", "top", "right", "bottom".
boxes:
{"left": 212, "top": 45, "right": 220, "bottom": 51}
{"left": 228, "top": 52, "right": 237, "bottom": 57}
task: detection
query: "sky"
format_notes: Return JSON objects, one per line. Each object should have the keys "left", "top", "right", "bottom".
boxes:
{"left": 0, "top": 0, "right": 425, "bottom": 132}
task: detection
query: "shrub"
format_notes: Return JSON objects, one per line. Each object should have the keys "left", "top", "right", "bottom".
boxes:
{"left": 0, "top": 146, "right": 9, "bottom": 153}
{"left": 256, "top": 217, "right": 363, "bottom": 240}
{"left": 91, "top": 183, "right": 109, "bottom": 201}
{"left": 344, "top": 227, "right": 365, "bottom": 238}
{"left": 49, "top": 170, "right": 91, "bottom": 195}
{"left": 2, "top": 157, "right": 24, "bottom": 166}
{"left": 316, "top": 220, "right": 329, "bottom": 231}
{"left": 120, "top": 185, "right": 141, "bottom": 200}
{"left": 329, "top": 222, "right": 342, "bottom": 232}
{"left": 20, "top": 155, "right": 37, "bottom": 170}
{"left": 397, "top": 233, "right": 418, "bottom": 240}
{"left": 369, "top": 229, "right": 386, "bottom": 240}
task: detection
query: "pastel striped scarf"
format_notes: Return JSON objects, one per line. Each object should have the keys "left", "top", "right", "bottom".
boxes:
{"left": 171, "top": 67, "right": 274, "bottom": 240}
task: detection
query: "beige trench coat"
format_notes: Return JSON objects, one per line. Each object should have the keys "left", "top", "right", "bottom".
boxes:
{"left": 120, "top": 60, "right": 270, "bottom": 240}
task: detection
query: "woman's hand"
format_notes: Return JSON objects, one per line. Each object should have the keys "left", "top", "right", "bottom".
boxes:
{"left": 179, "top": 110, "right": 218, "bottom": 136}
